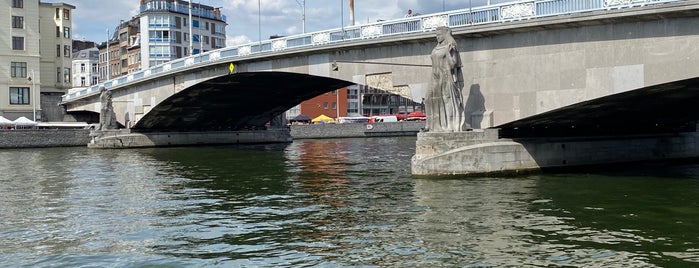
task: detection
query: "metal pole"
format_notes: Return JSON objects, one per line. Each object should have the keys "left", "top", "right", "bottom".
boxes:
{"left": 295, "top": 0, "right": 305, "bottom": 33}
{"left": 258, "top": 0, "right": 262, "bottom": 48}
{"left": 106, "top": 28, "right": 110, "bottom": 80}
{"left": 31, "top": 69, "right": 36, "bottom": 122}
{"left": 198, "top": 1, "right": 202, "bottom": 60}
{"left": 349, "top": 0, "right": 354, "bottom": 26}
{"left": 341, "top": 0, "right": 344, "bottom": 39}
{"left": 188, "top": 0, "right": 193, "bottom": 55}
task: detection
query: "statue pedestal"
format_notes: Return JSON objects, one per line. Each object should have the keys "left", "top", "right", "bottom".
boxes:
{"left": 412, "top": 127, "right": 699, "bottom": 176}
{"left": 412, "top": 129, "right": 540, "bottom": 176}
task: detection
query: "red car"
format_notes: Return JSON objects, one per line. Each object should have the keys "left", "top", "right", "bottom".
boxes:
{"left": 406, "top": 111, "right": 427, "bottom": 121}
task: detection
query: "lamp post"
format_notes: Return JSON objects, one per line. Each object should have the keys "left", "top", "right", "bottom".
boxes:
{"left": 106, "top": 28, "right": 110, "bottom": 80}
{"left": 258, "top": 0, "right": 262, "bottom": 48}
{"left": 188, "top": 0, "right": 193, "bottom": 56}
{"left": 28, "top": 69, "right": 36, "bottom": 121}
{"left": 294, "top": 0, "right": 305, "bottom": 33}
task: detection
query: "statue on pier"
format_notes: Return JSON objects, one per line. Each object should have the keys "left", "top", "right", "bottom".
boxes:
{"left": 99, "top": 86, "right": 117, "bottom": 130}
{"left": 425, "top": 26, "right": 467, "bottom": 132}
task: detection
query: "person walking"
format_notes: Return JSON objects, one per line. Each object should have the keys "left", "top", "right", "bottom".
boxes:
{"left": 405, "top": 9, "right": 413, "bottom": 17}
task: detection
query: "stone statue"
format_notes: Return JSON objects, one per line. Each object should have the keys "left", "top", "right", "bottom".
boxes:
{"left": 99, "top": 86, "right": 117, "bottom": 130}
{"left": 425, "top": 26, "right": 466, "bottom": 132}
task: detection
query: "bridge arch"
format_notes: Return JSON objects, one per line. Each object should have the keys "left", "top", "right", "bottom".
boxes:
{"left": 133, "top": 71, "right": 352, "bottom": 131}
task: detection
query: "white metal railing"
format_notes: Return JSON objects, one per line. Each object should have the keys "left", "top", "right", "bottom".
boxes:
{"left": 61, "top": 0, "right": 682, "bottom": 103}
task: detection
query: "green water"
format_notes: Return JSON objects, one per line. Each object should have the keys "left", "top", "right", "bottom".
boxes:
{"left": 1, "top": 136, "right": 698, "bottom": 267}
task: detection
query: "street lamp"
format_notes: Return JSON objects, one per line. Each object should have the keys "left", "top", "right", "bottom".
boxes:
{"left": 27, "top": 69, "right": 36, "bottom": 121}
{"left": 294, "top": 0, "right": 305, "bottom": 33}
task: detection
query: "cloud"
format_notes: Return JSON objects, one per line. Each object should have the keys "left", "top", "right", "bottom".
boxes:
{"left": 226, "top": 35, "right": 252, "bottom": 47}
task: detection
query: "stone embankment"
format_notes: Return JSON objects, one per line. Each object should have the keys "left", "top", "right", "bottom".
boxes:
{"left": 0, "top": 129, "right": 91, "bottom": 149}
{"left": 0, "top": 122, "right": 425, "bottom": 148}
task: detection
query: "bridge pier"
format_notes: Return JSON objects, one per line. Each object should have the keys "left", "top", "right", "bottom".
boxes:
{"left": 412, "top": 126, "right": 699, "bottom": 176}
{"left": 88, "top": 129, "right": 292, "bottom": 148}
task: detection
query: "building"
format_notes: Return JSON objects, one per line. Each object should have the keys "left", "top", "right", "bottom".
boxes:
{"left": 295, "top": 88, "right": 349, "bottom": 120}
{"left": 1, "top": 0, "right": 74, "bottom": 121}
{"left": 39, "top": 2, "right": 76, "bottom": 122}
{"left": 98, "top": 17, "right": 140, "bottom": 82}
{"left": 71, "top": 47, "right": 99, "bottom": 90}
{"left": 139, "top": 0, "right": 227, "bottom": 68}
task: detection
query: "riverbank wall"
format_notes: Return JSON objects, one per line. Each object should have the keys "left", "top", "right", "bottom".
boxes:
{"left": 0, "top": 121, "right": 425, "bottom": 148}
{"left": 0, "top": 129, "right": 91, "bottom": 149}
{"left": 290, "top": 121, "right": 424, "bottom": 139}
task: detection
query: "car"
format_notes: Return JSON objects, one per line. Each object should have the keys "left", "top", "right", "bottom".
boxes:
{"left": 406, "top": 111, "right": 427, "bottom": 121}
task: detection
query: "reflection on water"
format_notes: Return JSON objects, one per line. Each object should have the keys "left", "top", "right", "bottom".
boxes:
{"left": 1, "top": 138, "right": 699, "bottom": 267}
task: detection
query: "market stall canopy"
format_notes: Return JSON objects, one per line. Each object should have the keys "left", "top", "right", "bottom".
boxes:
{"left": 290, "top": 114, "right": 312, "bottom": 122}
{"left": 0, "top": 116, "right": 12, "bottom": 126}
{"left": 312, "top": 114, "right": 335, "bottom": 123}
{"left": 13, "top": 116, "right": 37, "bottom": 127}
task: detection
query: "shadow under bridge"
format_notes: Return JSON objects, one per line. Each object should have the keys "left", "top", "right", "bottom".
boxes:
{"left": 497, "top": 77, "right": 699, "bottom": 138}
{"left": 133, "top": 72, "right": 352, "bottom": 131}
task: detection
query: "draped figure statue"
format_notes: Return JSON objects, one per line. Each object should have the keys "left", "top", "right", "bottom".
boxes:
{"left": 99, "top": 86, "right": 117, "bottom": 130}
{"left": 425, "top": 26, "right": 466, "bottom": 132}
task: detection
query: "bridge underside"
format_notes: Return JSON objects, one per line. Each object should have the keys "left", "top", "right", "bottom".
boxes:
{"left": 498, "top": 77, "right": 699, "bottom": 138}
{"left": 133, "top": 72, "right": 352, "bottom": 131}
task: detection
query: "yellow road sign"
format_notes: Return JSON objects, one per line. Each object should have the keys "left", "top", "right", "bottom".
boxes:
{"left": 229, "top": 63, "right": 235, "bottom": 74}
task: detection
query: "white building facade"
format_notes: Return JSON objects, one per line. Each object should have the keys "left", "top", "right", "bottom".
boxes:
{"left": 1, "top": 0, "right": 74, "bottom": 121}
{"left": 139, "top": 0, "right": 227, "bottom": 68}
{"left": 71, "top": 47, "right": 99, "bottom": 91}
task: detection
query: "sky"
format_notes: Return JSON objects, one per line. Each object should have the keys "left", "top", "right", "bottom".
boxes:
{"left": 64, "top": 0, "right": 492, "bottom": 47}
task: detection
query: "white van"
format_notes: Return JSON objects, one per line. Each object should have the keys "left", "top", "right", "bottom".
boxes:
{"left": 372, "top": 115, "right": 398, "bottom": 123}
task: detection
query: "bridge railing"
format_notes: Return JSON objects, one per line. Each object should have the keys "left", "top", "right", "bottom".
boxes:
{"left": 61, "top": 0, "right": 682, "bottom": 103}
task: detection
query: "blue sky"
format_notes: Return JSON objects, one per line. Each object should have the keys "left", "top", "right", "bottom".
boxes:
{"left": 64, "top": 0, "right": 493, "bottom": 47}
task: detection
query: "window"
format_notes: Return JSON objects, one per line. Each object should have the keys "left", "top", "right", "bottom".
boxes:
{"left": 12, "top": 36, "right": 24, "bottom": 50}
{"left": 81, "top": 77, "right": 86, "bottom": 86}
{"left": 214, "top": 24, "right": 224, "bottom": 35}
{"left": 323, "top": 102, "right": 328, "bottom": 109}
{"left": 192, "top": 20, "right": 199, "bottom": 28}
{"left": 80, "top": 63, "right": 86, "bottom": 73}
{"left": 11, "top": 62, "right": 27, "bottom": 78}
{"left": 12, "top": 0, "right": 23, "bottom": 8}
{"left": 63, "top": 9, "right": 70, "bottom": 20}
{"left": 91, "top": 76, "right": 98, "bottom": 85}
{"left": 12, "top": 16, "right": 24, "bottom": 29}
{"left": 64, "top": 45, "right": 71, "bottom": 58}
{"left": 56, "top": 45, "right": 61, "bottom": 57}
{"left": 92, "top": 63, "right": 98, "bottom": 73}
{"left": 56, "top": 67, "right": 61, "bottom": 83}
{"left": 10, "top": 87, "right": 30, "bottom": 105}
{"left": 55, "top": 8, "right": 60, "bottom": 19}
{"left": 64, "top": 68, "right": 71, "bottom": 84}
{"left": 63, "top": 27, "right": 70, "bottom": 38}
{"left": 332, "top": 102, "right": 337, "bottom": 109}
{"left": 56, "top": 26, "right": 60, "bottom": 37}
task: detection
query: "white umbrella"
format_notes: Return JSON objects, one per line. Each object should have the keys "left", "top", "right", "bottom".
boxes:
{"left": 0, "top": 116, "right": 12, "bottom": 127}
{"left": 13, "top": 116, "right": 37, "bottom": 127}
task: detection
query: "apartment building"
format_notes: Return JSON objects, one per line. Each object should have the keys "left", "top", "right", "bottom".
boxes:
{"left": 139, "top": 0, "right": 227, "bottom": 68}
{"left": 71, "top": 47, "right": 99, "bottom": 91}
{"left": 1, "top": 0, "right": 74, "bottom": 121}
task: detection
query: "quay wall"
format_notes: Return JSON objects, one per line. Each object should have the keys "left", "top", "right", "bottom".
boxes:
{"left": 0, "top": 121, "right": 425, "bottom": 148}
{"left": 0, "top": 129, "right": 91, "bottom": 149}
{"left": 290, "top": 121, "right": 424, "bottom": 139}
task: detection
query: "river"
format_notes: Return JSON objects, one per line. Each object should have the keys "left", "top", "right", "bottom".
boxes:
{"left": 1, "top": 136, "right": 699, "bottom": 267}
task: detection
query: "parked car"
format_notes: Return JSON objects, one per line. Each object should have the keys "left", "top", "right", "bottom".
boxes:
{"left": 406, "top": 111, "right": 427, "bottom": 121}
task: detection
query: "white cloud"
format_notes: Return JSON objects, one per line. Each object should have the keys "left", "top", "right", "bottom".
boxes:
{"left": 226, "top": 35, "right": 252, "bottom": 47}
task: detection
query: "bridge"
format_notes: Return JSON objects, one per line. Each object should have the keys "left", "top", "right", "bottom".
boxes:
{"left": 61, "top": 0, "right": 699, "bottom": 173}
